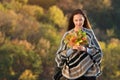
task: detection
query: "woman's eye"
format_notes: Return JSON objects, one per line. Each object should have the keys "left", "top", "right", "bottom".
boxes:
{"left": 75, "top": 20, "right": 78, "bottom": 21}
{"left": 79, "top": 19, "right": 83, "bottom": 21}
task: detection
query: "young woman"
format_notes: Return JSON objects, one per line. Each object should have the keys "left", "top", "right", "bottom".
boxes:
{"left": 54, "top": 9, "right": 103, "bottom": 80}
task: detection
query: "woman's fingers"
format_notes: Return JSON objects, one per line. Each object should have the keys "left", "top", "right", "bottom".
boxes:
{"left": 78, "top": 46, "right": 86, "bottom": 51}
{"left": 72, "top": 45, "right": 86, "bottom": 51}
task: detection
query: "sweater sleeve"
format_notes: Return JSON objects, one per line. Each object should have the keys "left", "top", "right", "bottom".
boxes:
{"left": 55, "top": 32, "right": 76, "bottom": 68}
{"left": 86, "top": 29, "right": 103, "bottom": 64}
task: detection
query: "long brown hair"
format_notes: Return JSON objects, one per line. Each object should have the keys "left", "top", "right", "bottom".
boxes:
{"left": 67, "top": 9, "right": 91, "bottom": 31}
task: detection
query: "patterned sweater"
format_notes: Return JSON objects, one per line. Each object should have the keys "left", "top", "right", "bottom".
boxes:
{"left": 55, "top": 28, "right": 103, "bottom": 79}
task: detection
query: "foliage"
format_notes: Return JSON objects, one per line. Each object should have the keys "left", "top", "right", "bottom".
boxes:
{"left": 19, "top": 69, "right": 37, "bottom": 80}
{"left": 0, "top": 3, "right": 5, "bottom": 11}
{"left": 28, "top": 0, "right": 56, "bottom": 9}
{"left": 0, "top": 40, "right": 42, "bottom": 80}
{"left": 56, "top": 0, "right": 83, "bottom": 13}
{"left": 35, "top": 23, "right": 61, "bottom": 79}
{"left": 48, "top": 5, "right": 67, "bottom": 28}
{"left": 20, "top": 5, "right": 44, "bottom": 19}
{"left": 3, "top": 0, "right": 23, "bottom": 12}
{"left": 99, "top": 38, "right": 120, "bottom": 80}
{"left": 64, "top": 30, "right": 88, "bottom": 48}
{"left": 0, "top": 8, "right": 40, "bottom": 41}
{"left": 39, "top": 23, "right": 61, "bottom": 46}
{"left": 16, "top": 0, "right": 28, "bottom": 5}
{"left": 0, "top": 32, "right": 5, "bottom": 45}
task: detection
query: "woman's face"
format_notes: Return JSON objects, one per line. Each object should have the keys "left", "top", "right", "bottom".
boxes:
{"left": 73, "top": 14, "right": 85, "bottom": 28}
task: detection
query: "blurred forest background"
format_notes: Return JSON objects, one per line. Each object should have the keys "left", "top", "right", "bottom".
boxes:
{"left": 0, "top": 0, "right": 120, "bottom": 80}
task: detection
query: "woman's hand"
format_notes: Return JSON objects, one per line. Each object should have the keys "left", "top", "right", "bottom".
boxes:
{"left": 72, "top": 45, "right": 86, "bottom": 51}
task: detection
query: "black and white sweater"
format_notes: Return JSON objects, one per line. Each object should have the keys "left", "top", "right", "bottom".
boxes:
{"left": 55, "top": 28, "right": 103, "bottom": 79}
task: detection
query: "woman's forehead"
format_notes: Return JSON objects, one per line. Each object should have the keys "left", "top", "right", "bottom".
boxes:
{"left": 73, "top": 14, "right": 84, "bottom": 19}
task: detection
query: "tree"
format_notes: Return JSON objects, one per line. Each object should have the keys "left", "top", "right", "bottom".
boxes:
{"left": 28, "top": 0, "right": 56, "bottom": 9}
{"left": 100, "top": 38, "right": 120, "bottom": 80}
{"left": 48, "top": 5, "right": 67, "bottom": 29}
{"left": 0, "top": 40, "right": 42, "bottom": 80}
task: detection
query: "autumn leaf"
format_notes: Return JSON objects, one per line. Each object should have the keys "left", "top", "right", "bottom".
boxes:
{"left": 64, "top": 30, "right": 88, "bottom": 48}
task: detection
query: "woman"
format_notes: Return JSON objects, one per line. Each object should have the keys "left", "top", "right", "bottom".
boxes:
{"left": 54, "top": 9, "right": 103, "bottom": 80}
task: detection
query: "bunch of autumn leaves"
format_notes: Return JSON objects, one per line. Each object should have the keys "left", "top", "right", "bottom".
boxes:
{"left": 64, "top": 30, "right": 88, "bottom": 48}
